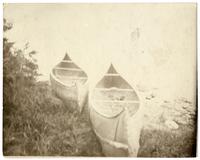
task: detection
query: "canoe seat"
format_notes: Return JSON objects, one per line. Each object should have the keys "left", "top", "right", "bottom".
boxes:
{"left": 54, "top": 67, "right": 82, "bottom": 71}
{"left": 56, "top": 75, "right": 87, "bottom": 80}
{"left": 92, "top": 100, "right": 139, "bottom": 118}
{"left": 56, "top": 75, "right": 87, "bottom": 86}
{"left": 93, "top": 87, "right": 139, "bottom": 101}
{"left": 53, "top": 68, "right": 88, "bottom": 78}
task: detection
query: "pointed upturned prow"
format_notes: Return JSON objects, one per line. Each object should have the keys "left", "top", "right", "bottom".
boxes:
{"left": 107, "top": 63, "right": 118, "bottom": 74}
{"left": 63, "top": 52, "right": 72, "bottom": 61}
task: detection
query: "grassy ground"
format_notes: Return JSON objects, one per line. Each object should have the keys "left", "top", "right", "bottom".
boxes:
{"left": 3, "top": 82, "right": 103, "bottom": 156}
{"left": 138, "top": 124, "right": 196, "bottom": 157}
{"left": 3, "top": 82, "right": 196, "bottom": 157}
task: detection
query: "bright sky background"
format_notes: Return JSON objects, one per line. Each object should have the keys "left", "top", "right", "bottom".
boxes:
{"left": 3, "top": 3, "right": 196, "bottom": 101}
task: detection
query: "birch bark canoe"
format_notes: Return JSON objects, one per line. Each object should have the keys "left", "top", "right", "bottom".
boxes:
{"left": 89, "top": 64, "right": 143, "bottom": 157}
{"left": 50, "top": 53, "right": 88, "bottom": 112}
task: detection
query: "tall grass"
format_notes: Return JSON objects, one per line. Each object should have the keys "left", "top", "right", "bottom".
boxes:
{"left": 138, "top": 124, "right": 196, "bottom": 157}
{"left": 3, "top": 81, "right": 103, "bottom": 156}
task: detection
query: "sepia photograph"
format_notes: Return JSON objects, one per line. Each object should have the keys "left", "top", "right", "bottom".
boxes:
{"left": 2, "top": 2, "right": 197, "bottom": 157}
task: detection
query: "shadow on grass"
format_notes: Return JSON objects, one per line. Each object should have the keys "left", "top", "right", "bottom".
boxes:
{"left": 3, "top": 82, "right": 196, "bottom": 157}
{"left": 138, "top": 124, "right": 196, "bottom": 157}
{"left": 3, "top": 82, "right": 103, "bottom": 156}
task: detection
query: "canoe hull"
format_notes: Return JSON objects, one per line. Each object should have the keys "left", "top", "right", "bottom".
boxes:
{"left": 90, "top": 104, "right": 129, "bottom": 157}
{"left": 50, "top": 72, "right": 88, "bottom": 112}
{"left": 90, "top": 103, "right": 142, "bottom": 157}
{"left": 89, "top": 64, "right": 142, "bottom": 156}
{"left": 97, "top": 134, "right": 128, "bottom": 157}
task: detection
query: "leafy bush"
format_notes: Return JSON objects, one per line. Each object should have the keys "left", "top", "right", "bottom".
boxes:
{"left": 3, "top": 19, "right": 102, "bottom": 156}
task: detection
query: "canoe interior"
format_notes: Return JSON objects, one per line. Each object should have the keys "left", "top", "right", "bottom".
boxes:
{"left": 93, "top": 100, "right": 139, "bottom": 116}
{"left": 90, "top": 64, "right": 141, "bottom": 156}
{"left": 53, "top": 61, "right": 88, "bottom": 85}
{"left": 93, "top": 88, "right": 139, "bottom": 101}
{"left": 96, "top": 75, "right": 133, "bottom": 89}
{"left": 92, "top": 75, "right": 140, "bottom": 117}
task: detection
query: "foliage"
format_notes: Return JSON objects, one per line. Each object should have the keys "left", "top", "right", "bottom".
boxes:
{"left": 3, "top": 19, "right": 102, "bottom": 156}
{"left": 3, "top": 19, "right": 39, "bottom": 115}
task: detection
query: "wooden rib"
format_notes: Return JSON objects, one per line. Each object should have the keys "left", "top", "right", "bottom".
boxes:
{"left": 54, "top": 67, "right": 82, "bottom": 71}
{"left": 93, "top": 100, "right": 139, "bottom": 103}
{"left": 104, "top": 73, "right": 120, "bottom": 76}
{"left": 61, "top": 60, "right": 73, "bottom": 63}
{"left": 94, "top": 87, "right": 134, "bottom": 92}
{"left": 56, "top": 75, "right": 87, "bottom": 80}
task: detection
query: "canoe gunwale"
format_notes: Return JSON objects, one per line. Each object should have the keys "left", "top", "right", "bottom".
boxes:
{"left": 50, "top": 70, "right": 88, "bottom": 89}
{"left": 90, "top": 102, "right": 125, "bottom": 119}
{"left": 54, "top": 67, "right": 84, "bottom": 72}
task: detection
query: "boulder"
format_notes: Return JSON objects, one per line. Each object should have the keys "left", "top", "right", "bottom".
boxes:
{"left": 165, "top": 120, "right": 179, "bottom": 129}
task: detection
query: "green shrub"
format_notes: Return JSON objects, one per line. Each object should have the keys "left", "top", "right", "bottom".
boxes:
{"left": 3, "top": 19, "right": 102, "bottom": 156}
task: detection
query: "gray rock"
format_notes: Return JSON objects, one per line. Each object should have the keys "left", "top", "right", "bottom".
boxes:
{"left": 165, "top": 120, "right": 179, "bottom": 129}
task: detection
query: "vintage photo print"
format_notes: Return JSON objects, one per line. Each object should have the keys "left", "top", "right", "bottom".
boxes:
{"left": 3, "top": 3, "right": 197, "bottom": 157}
